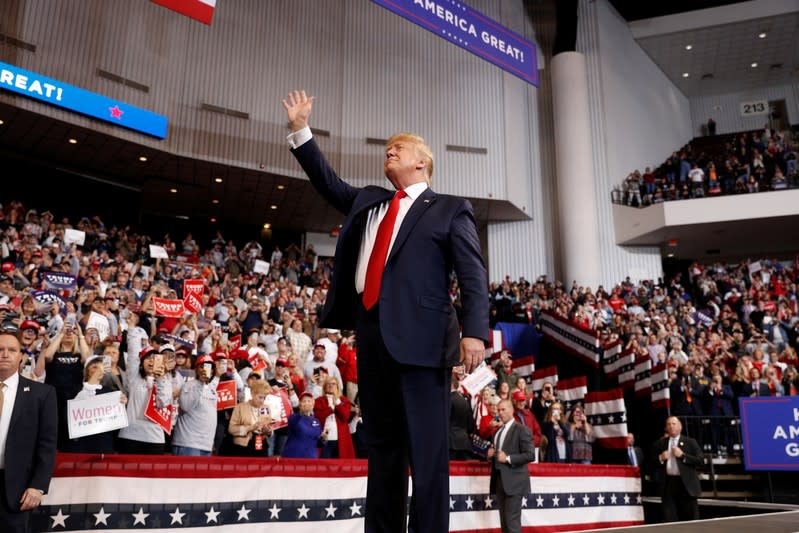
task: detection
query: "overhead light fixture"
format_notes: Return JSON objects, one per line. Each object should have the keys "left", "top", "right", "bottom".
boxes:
{"left": 169, "top": 188, "right": 177, "bottom": 193}
{"left": 0, "top": 119, "right": 4, "bottom": 125}
{"left": 751, "top": 62, "right": 758, "bottom": 68}
{"left": 277, "top": 185, "right": 285, "bottom": 190}
{"left": 214, "top": 178, "right": 223, "bottom": 183}
{"left": 68, "top": 138, "right": 78, "bottom": 144}
{"left": 667, "top": 253, "right": 675, "bottom": 258}
{"left": 139, "top": 156, "right": 148, "bottom": 162}
{"left": 210, "top": 217, "right": 217, "bottom": 223}
{"left": 685, "top": 44, "right": 693, "bottom": 50}
{"left": 212, "top": 199, "right": 219, "bottom": 204}
{"left": 682, "top": 72, "right": 690, "bottom": 78}
{"left": 263, "top": 223, "right": 271, "bottom": 229}
{"left": 270, "top": 205, "right": 278, "bottom": 210}
{"left": 758, "top": 32, "right": 766, "bottom": 39}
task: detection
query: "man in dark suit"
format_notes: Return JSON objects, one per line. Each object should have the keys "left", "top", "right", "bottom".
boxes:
{"left": 450, "top": 372, "right": 475, "bottom": 460}
{"left": 625, "top": 432, "right": 644, "bottom": 470}
{"left": 651, "top": 416, "right": 702, "bottom": 523}
{"left": 282, "top": 90, "right": 488, "bottom": 533}
{"left": 704, "top": 374, "right": 734, "bottom": 453}
{"left": 0, "top": 331, "right": 58, "bottom": 533}
{"left": 487, "top": 399, "right": 535, "bottom": 533}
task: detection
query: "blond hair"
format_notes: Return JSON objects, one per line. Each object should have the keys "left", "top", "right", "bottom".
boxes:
{"left": 386, "top": 132, "right": 434, "bottom": 182}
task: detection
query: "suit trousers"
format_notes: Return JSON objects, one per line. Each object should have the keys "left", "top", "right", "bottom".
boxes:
{"left": 356, "top": 301, "right": 450, "bottom": 533}
{"left": 495, "top": 474, "right": 522, "bottom": 533}
{"left": 0, "top": 471, "right": 31, "bottom": 533}
{"left": 662, "top": 475, "right": 699, "bottom": 522}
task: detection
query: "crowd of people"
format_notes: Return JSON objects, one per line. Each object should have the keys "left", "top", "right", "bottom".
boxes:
{"left": 617, "top": 126, "right": 798, "bottom": 207}
{"left": 1, "top": 200, "right": 797, "bottom": 464}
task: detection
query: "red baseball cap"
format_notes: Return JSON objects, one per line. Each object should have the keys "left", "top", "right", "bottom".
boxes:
{"left": 511, "top": 390, "right": 527, "bottom": 402}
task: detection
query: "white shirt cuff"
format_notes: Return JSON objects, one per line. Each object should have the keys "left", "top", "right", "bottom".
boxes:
{"left": 287, "top": 126, "right": 313, "bottom": 149}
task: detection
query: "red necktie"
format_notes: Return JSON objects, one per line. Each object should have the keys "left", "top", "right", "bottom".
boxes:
{"left": 363, "top": 190, "right": 406, "bottom": 310}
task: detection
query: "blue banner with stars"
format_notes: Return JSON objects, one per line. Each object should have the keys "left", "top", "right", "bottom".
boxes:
{"left": 370, "top": 0, "right": 539, "bottom": 86}
{"left": 34, "top": 455, "right": 643, "bottom": 531}
{"left": 0, "top": 61, "right": 168, "bottom": 139}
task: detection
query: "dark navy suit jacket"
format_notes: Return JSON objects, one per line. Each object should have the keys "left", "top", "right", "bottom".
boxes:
{"left": 291, "top": 139, "right": 488, "bottom": 367}
{"left": 2, "top": 376, "right": 58, "bottom": 510}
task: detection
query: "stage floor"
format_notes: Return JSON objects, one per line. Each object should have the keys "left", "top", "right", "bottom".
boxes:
{"left": 581, "top": 510, "right": 799, "bottom": 533}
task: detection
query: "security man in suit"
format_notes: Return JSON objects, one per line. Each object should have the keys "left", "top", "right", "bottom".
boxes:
{"left": 487, "top": 399, "right": 535, "bottom": 533}
{"left": 651, "top": 416, "right": 702, "bottom": 522}
{"left": 0, "top": 331, "right": 58, "bottom": 533}
{"left": 282, "top": 90, "right": 488, "bottom": 533}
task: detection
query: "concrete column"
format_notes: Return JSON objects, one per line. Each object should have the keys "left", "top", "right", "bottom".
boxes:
{"left": 551, "top": 51, "right": 601, "bottom": 288}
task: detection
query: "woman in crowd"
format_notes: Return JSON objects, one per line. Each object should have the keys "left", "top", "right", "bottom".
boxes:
{"left": 542, "top": 401, "right": 571, "bottom": 463}
{"left": 100, "top": 342, "right": 126, "bottom": 392}
{"left": 567, "top": 402, "right": 594, "bottom": 464}
{"left": 478, "top": 395, "right": 502, "bottom": 441}
{"left": 228, "top": 379, "right": 272, "bottom": 457}
{"left": 282, "top": 391, "right": 323, "bottom": 458}
{"left": 496, "top": 381, "right": 511, "bottom": 401}
{"left": 70, "top": 355, "right": 128, "bottom": 453}
{"left": 782, "top": 365, "right": 799, "bottom": 396}
{"left": 116, "top": 325, "right": 173, "bottom": 454}
{"left": 313, "top": 376, "right": 354, "bottom": 458}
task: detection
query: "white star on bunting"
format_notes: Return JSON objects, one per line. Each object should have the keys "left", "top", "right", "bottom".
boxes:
{"left": 465, "top": 496, "right": 474, "bottom": 509}
{"left": 536, "top": 495, "right": 544, "bottom": 507}
{"left": 297, "top": 504, "right": 310, "bottom": 519}
{"left": 597, "top": 495, "right": 606, "bottom": 505}
{"left": 484, "top": 495, "right": 493, "bottom": 509}
{"left": 552, "top": 495, "right": 560, "bottom": 507}
{"left": 169, "top": 507, "right": 186, "bottom": 525}
{"left": 132, "top": 508, "right": 149, "bottom": 526}
{"left": 521, "top": 496, "right": 528, "bottom": 508}
{"left": 636, "top": 495, "right": 642, "bottom": 504}
{"left": 583, "top": 494, "right": 591, "bottom": 506}
{"left": 51, "top": 509, "right": 70, "bottom": 529}
{"left": 237, "top": 504, "right": 251, "bottom": 521}
{"left": 610, "top": 494, "right": 618, "bottom": 504}
{"left": 93, "top": 507, "right": 111, "bottom": 526}
{"left": 624, "top": 494, "right": 631, "bottom": 504}
{"left": 268, "top": 504, "right": 282, "bottom": 519}
{"left": 567, "top": 495, "right": 575, "bottom": 506}
{"left": 449, "top": 498, "right": 455, "bottom": 510}
{"left": 608, "top": 414, "right": 615, "bottom": 423}
{"left": 325, "top": 502, "right": 338, "bottom": 518}
{"left": 349, "top": 501, "right": 362, "bottom": 516}
{"left": 205, "top": 506, "right": 220, "bottom": 523}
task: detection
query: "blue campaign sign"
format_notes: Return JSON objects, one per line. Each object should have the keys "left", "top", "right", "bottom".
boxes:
{"left": 0, "top": 61, "right": 168, "bottom": 139}
{"left": 739, "top": 396, "right": 799, "bottom": 471}
{"left": 371, "top": 0, "right": 539, "bottom": 86}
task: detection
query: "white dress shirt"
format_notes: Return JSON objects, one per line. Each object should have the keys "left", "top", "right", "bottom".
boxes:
{"left": 288, "top": 127, "right": 428, "bottom": 293}
{"left": 0, "top": 372, "right": 20, "bottom": 469}
{"left": 666, "top": 437, "right": 680, "bottom": 475}
{"left": 495, "top": 418, "right": 515, "bottom": 464}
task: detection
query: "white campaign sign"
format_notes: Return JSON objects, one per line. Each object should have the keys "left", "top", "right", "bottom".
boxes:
{"left": 253, "top": 259, "right": 270, "bottom": 275}
{"left": 67, "top": 391, "right": 129, "bottom": 439}
{"left": 64, "top": 228, "right": 86, "bottom": 246}
{"left": 459, "top": 362, "right": 497, "bottom": 397}
{"left": 149, "top": 245, "right": 169, "bottom": 259}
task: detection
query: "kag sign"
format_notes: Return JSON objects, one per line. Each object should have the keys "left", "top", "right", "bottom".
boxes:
{"left": 0, "top": 61, "right": 168, "bottom": 139}
{"left": 739, "top": 396, "right": 799, "bottom": 471}
{"left": 371, "top": 0, "right": 538, "bottom": 86}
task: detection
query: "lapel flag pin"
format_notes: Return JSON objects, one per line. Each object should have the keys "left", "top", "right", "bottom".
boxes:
{"left": 24, "top": 386, "right": 31, "bottom": 392}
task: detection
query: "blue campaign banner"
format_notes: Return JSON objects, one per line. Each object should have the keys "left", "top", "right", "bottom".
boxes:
{"left": 0, "top": 61, "right": 168, "bottom": 139}
{"left": 739, "top": 396, "right": 799, "bottom": 471}
{"left": 371, "top": 0, "right": 539, "bottom": 86}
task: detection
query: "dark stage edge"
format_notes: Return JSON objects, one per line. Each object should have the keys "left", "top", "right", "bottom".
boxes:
{"left": 580, "top": 510, "right": 799, "bottom": 533}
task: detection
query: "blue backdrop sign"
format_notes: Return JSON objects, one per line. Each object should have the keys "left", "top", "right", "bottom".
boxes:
{"left": 371, "top": 0, "right": 539, "bottom": 86}
{"left": 0, "top": 61, "right": 168, "bottom": 139}
{"left": 739, "top": 396, "right": 799, "bottom": 471}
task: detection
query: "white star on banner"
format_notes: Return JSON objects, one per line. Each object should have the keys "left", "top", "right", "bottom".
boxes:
{"left": 567, "top": 495, "right": 575, "bottom": 506}
{"left": 552, "top": 495, "right": 560, "bottom": 507}
{"left": 583, "top": 494, "right": 591, "bottom": 506}
{"left": 325, "top": 503, "right": 338, "bottom": 518}
{"left": 636, "top": 495, "right": 642, "bottom": 504}
{"left": 349, "top": 501, "right": 362, "bottom": 516}
{"left": 608, "top": 414, "right": 615, "bottom": 423}
{"left": 297, "top": 504, "right": 310, "bottom": 519}
{"left": 621, "top": 413, "right": 627, "bottom": 422}
{"left": 597, "top": 495, "right": 606, "bottom": 505}
{"left": 624, "top": 494, "right": 631, "bottom": 504}
{"left": 93, "top": 508, "right": 111, "bottom": 526}
{"left": 611, "top": 494, "right": 618, "bottom": 504}
{"left": 536, "top": 495, "right": 544, "bottom": 507}
{"left": 205, "top": 506, "right": 220, "bottom": 523}
{"left": 169, "top": 507, "right": 186, "bottom": 525}
{"left": 484, "top": 496, "right": 493, "bottom": 509}
{"left": 51, "top": 509, "right": 70, "bottom": 529}
{"left": 132, "top": 508, "right": 149, "bottom": 526}
{"left": 521, "top": 496, "right": 528, "bottom": 508}
{"left": 237, "top": 504, "right": 251, "bottom": 521}
{"left": 449, "top": 498, "right": 455, "bottom": 510}
{"left": 268, "top": 504, "right": 281, "bottom": 519}
{"left": 465, "top": 496, "right": 474, "bottom": 510}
